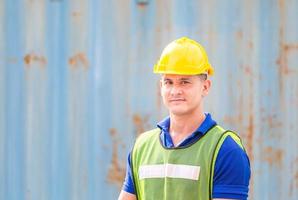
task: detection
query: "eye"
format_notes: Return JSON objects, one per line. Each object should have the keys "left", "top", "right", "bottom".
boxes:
{"left": 181, "top": 80, "right": 190, "bottom": 85}
{"left": 164, "top": 80, "right": 172, "bottom": 85}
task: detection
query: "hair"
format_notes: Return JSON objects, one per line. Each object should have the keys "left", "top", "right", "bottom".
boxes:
{"left": 159, "top": 73, "right": 208, "bottom": 81}
{"left": 197, "top": 73, "right": 208, "bottom": 81}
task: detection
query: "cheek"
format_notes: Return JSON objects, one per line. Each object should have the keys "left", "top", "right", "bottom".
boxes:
{"left": 187, "top": 87, "right": 203, "bottom": 100}
{"left": 161, "top": 86, "right": 169, "bottom": 95}
{"left": 161, "top": 88, "right": 172, "bottom": 105}
{"left": 160, "top": 88, "right": 167, "bottom": 100}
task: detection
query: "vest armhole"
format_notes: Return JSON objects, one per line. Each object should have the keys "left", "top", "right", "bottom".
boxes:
{"left": 208, "top": 130, "right": 246, "bottom": 199}
{"left": 208, "top": 130, "right": 228, "bottom": 199}
{"left": 130, "top": 142, "right": 138, "bottom": 199}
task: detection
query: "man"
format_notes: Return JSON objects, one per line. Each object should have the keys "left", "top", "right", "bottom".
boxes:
{"left": 118, "top": 37, "right": 250, "bottom": 200}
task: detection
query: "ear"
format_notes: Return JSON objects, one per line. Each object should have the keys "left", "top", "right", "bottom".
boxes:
{"left": 159, "top": 79, "right": 163, "bottom": 96}
{"left": 159, "top": 79, "right": 163, "bottom": 89}
{"left": 202, "top": 79, "right": 211, "bottom": 97}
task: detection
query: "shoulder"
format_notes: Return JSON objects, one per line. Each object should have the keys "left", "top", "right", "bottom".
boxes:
{"left": 220, "top": 131, "right": 246, "bottom": 152}
{"left": 215, "top": 129, "right": 250, "bottom": 171}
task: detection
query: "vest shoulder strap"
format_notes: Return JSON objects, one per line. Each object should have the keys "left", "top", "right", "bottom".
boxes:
{"left": 134, "top": 128, "right": 160, "bottom": 149}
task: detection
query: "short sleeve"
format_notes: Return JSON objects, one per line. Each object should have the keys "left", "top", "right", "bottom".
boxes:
{"left": 212, "top": 136, "right": 251, "bottom": 199}
{"left": 122, "top": 152, "right": 136, "bottom": 194}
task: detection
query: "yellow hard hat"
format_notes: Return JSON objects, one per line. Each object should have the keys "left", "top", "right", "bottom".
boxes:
{"left": 153, "top": 37, "right": 214, "bottom": 75}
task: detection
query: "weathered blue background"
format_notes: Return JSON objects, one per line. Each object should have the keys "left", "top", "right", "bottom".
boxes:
{"left": 1, "top": 0, "right": 298, "bottom": 199}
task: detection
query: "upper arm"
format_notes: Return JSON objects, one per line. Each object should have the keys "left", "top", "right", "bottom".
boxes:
{"left": 118, "top": 190, "right": 136, "bottom": 200}
{"left": 118, "top": 152, "right": 137, "bottom": 200}
{"left": 213, "top": 136, "right": 251, "bottom": 199}
{"left": 122, "top": 152, "right": 136, "bottom": 194}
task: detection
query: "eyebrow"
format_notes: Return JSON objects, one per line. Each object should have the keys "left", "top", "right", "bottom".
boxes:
{"left": 162, "top": 77, "right": 192, "bottom": 81}
{"left": 179, "top": 78, "right": 192, "bottom": 81}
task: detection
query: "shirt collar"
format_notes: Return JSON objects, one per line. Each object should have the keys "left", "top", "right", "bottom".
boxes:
{"left": 157, "top": 113, "right": 217, "bottom": 136}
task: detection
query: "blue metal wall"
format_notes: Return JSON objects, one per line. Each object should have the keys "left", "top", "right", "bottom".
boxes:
{"left": 1, "top": 0, "right": 298, "bottom": 199}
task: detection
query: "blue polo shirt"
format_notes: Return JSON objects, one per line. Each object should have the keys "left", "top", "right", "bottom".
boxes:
{"left": 122, "top": 113, "right": 251, "bottom": 199}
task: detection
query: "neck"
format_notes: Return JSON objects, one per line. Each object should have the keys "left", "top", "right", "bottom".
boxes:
{"left": 169, "top": 111, "right": 206, "bottom": 146}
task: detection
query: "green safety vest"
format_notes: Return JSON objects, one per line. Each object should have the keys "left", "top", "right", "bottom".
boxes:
{"left": 131, "top": 125, "right": 244, "bottom": 200}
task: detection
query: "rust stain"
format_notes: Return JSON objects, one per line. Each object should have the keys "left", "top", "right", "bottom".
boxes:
{"left": 23, "top": 53, "right": 47, "bottom": 67}
{"left": 244, "top": 65, "right": 252, "bottom": 75}
{"left": 72, "top": 11, "right": 82, "bottom": 17}
{"left": 132, "top": 113, "right": 150, "bottom": 136}
{"left": 245, "top": 114, "right": 254, "bottom": 161}
{"left": 290, "top": 157, "right": 298, "bottom": 195}
{"left": 236, "top": 30, "right": 243, "bottom": 40}
{"left": 244, "top": 66, "right": 255, "bottom": 162}
{"left": 137, "top": 4, "right": 147, "bottom": 10}
{"left": 248, "top": 41, "right": 254, "bottom": 49}
{"left": 262, "top": 146, "right": 284, "bottom": 167}
{"left": 68, "top": 52, "right": 89, "bottom": 69}
{"left": 110, "top": 128, "right": 117, "bottom": 137}
{"left": 106, "top": 128, "right": 126, "bottom": 187}
{"left": 136, "top": 0, "right": 149, "bottom": 8}
{"left": 222, "top": 114, "right": 242, "bottom": 126}
{"left": 284, "top": 44, "right": 298, "bottom": 51}
{"left": 266, "top": 114, "right": 283, "bottom": 129}
{"left": 276, "top": 43, "right": 298, "bottom": 75}
{"left": 156, "top": 0, "right": 172, "bottom": 32}
{"left": 276, "top": 0, "right": 298, "bottom": 77}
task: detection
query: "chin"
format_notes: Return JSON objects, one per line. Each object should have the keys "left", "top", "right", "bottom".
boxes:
{"left": 169, "top": 108, "right": 189, "bottom": 116}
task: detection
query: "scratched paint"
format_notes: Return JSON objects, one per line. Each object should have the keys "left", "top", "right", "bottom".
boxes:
{"left": 0, "top": 0, "right": 298, "bottom": 199}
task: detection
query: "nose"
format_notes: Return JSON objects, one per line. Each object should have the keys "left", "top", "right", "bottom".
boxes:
{"left": 170, "top": 85, "right": 182, "bottom": 96}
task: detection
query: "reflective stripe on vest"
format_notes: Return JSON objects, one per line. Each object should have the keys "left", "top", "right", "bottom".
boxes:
{"left": 139, "top": 164, "right": 200, "bottom": 180}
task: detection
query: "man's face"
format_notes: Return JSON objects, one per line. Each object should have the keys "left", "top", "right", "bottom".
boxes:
{"left": 160, "top": 74, "right": 211, "bottom": 116}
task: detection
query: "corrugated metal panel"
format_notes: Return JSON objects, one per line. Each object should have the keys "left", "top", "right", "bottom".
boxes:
{"left": 0, "top": 0, "right": 297, "bottom": 199}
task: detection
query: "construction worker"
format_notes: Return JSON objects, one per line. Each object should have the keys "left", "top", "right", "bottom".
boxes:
{"left": 118, "top": 37, "right": 251, "bottom": 200}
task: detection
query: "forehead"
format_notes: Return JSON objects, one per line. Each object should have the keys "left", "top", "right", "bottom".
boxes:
{"left": 161, "top": 74, "right": 196, "bottom": 80}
